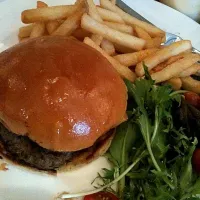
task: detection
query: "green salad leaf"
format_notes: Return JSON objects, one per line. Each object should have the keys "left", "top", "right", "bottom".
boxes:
{"left": 101, "top": 71, "right": 200, "bottom": 199}
{"left": 109, "top": 122, "right": 137, "bottom": 197}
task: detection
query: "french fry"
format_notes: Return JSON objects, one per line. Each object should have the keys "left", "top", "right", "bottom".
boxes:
{"left": 96, "top": 7, "right": 125, "bottom": 24}
{"left": 151, "top": 62, "right": 166, "bottom": 73}
{"left": 85, "top": 0, "right": 104, "bottom": 45}
{"left": 181, "top": 76, "right": 200, "bottom": 94}
{"left": 21, "top": 5, "right": 76, "bottom": 23}
{"left": 46, "top": 20, "right": 61, "bottom": 34}
{"left": 165, "top": 78, "right": 182, "bottom": 90}
{"left": 86, "top": 0, "right": 103, "bottom": 22}
{"left": 37, "top": 1, "right": 48, "bottom": 8}
{"left": 30, "top": 22, "right": 46, "bottom": 38}
{"left": 18, "top": 24, "right": 33, "bottom": 38}
{"left": 100, "top": 0, "right": 164, "bottom": 37}
{"left": 51, "top": 0, "right": 85, "bottom": 36}
{"left": 179, "top": 63, "right": 200, "bottom": 78}
{"left": 135, "top": 40, "right": 192, "bottom": 77}
{"left": 152, "top": 54, "right": 187, "bottom": 73}
{"left": 151, "top": 54, "right": 200, "bottom": 83}
{"left": 29, "top": 1, "right": 47, "bottom": 38}
{"left": 84, "top": 37, "right": 136, "bottom": 82}
{"left": 113, "top": 48, "right": 158, "bottom": 67}
{"left": 103, "top": 21, "right": 134, "bottom": 35}
{"left": 52, "top": 8, "right": 85, "bottom": 36}
{"left": 72, "top": 28, "right": 91, "bottom": 40}
{"left": 91, "top": 34, "right": 103, "bottom": 46}
{"left": 145, "top": 37, "right": 162, "bottom": 49}
{"left": 110, "top": 0, "right": 116, "bottom": 4}
{"left": 101, "top": 39, "right": 115, "bottom": 55}
{"left": 135, "top": 26, "right": 151, "bottom": 40}
{"left": 81, "top": 14, "right": 146, "bottom": 51}
{"left": 30, "top": 1, "right": 47, "bottom": 38}
{"left": 165, "top": 54, "right": 184, "bottom": 65}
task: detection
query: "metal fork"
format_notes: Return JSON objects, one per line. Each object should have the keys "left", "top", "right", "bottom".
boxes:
{"left": 116, "top": 0, "right": 200, "bottom": 54}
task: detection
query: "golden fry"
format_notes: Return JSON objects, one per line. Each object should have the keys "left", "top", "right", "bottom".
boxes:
{"left": 151, "top": 54, "right": 200, "bottom": 83}
{"left": 101, "top": 39, "right": 115, "bottom": 56}
{"left": 86, "top": 0, "right": 103, "bottom": 22}
{"left": 37, "top": 1, "right": 48, "bottom": 8}
{"left": 151, "top": 62, "right": 166, "bottom": 73}
{"left": 135, "top": 26, "right": 151, "bottom": 40}
{"left": 152, "top": 54, "right": 187, "bottom": 73}
{"left": 30, "top": 22, "right": 46, "bottom": 38}
{"left": 46, "top": 20, "right": 61, "bottom": 34}
{"left": 96, "top": 7, "right": 125, "bottom": 24}
{"left": 113, "top": 48, "right": 158, "bottom": 67}
{"left": 52, "top": 8, "right": 85, "bottom": 36}
{"left": 81, "top": 14, "right": 145, "bottom": 51}
{"left": 110, "top": 0, "right": 116, "bottom": 4}
{"left": 135, "top": 40, "right": 192, "bottom": 77}
{"left": 165, "top": 78, "right": 182, "bottom": 90}
{"left": 21, "top": 5, "right": 76, "bottom": 23}
{"left": 30, "top": 1, "right": 47, "bottom": 38}
{"left": 18, "top": 24, "right": 33, "bottom": 38}
{"left": 103, "top": 21, "right": 134, "bottom": 34}
{"left": 181, "top": 76, "right": 200, "bottom": 94}
{"left": 145, "top": 37, "right": 162, "bottom": 49}
{"left": 179, "top": 63, "right": 200, "bottom": 78}
{"left": 100, "top": 0, "right": 164, "bottom": 37}
{"left": 165, "top": 54, "right": 184, "bottom": 65}
{"left": 84, "top": 37, "right": 136, "bottom": 82}
{"left": 90, "top": 34, "right": 103, "bottom": 46}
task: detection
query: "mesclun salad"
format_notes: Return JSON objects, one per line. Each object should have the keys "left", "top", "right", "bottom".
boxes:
{"left": 60, "top": 68, "right": 200, "bottom": 200}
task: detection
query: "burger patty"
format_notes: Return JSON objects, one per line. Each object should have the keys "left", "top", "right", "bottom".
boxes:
{"left": 0, "top": 123, "right": 111, "bottom": 171}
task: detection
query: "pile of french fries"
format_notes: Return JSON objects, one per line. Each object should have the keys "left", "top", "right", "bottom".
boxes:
{"left": 18, "top": 0, "right": 200, "bottom": 93}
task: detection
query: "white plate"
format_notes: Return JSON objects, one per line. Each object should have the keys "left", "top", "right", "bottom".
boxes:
{"left": 0, "top": 1, "right": 200, "bottom": 200}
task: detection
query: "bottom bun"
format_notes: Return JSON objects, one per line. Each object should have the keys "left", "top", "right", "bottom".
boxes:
{"left": 0, "top": 123, "right": 114, "bottom": 174}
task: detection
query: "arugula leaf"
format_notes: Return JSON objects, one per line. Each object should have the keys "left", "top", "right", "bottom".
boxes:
{"left": 125, "top": 77, "right": 177, "bottom": 172}
{"left": 125, "top": 78, "right": 200, "bottom": 199}
{"left": 109, "top": 121, "right": 136, "bottom": 197}
{"left": 109, "top": 122, "right": 136, "bottom": 166}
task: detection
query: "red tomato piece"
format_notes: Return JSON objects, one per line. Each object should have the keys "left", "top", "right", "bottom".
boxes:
{"left": 84, "top": 192, "right": 119, "bottom": 200}
{"left": 184, "top": 92, "right": 200, "bottom": 108}
{"left": 192, "top": 148, "right": 200, "bottom": 174}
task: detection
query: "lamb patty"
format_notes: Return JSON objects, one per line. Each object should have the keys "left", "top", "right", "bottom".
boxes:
{"left": 0, "top": 123, "right": 111, "bottom": 171}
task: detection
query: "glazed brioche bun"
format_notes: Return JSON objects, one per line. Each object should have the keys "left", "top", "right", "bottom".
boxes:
{"left": 0, "top": 36, "right": 127, "bottom": 152}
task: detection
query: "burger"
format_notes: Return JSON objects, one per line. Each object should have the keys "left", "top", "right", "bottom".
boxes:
{"left": 0, "top": 36, "right": 127, "bottom": 173}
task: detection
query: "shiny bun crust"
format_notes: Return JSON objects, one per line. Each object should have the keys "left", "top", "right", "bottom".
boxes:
{"left": 0, "top": 36, "right": 127, "bottom": 151}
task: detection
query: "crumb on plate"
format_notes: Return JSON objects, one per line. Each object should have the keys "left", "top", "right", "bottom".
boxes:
{"left": 0, "top": 163, "right": 8, "bottom": 171}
